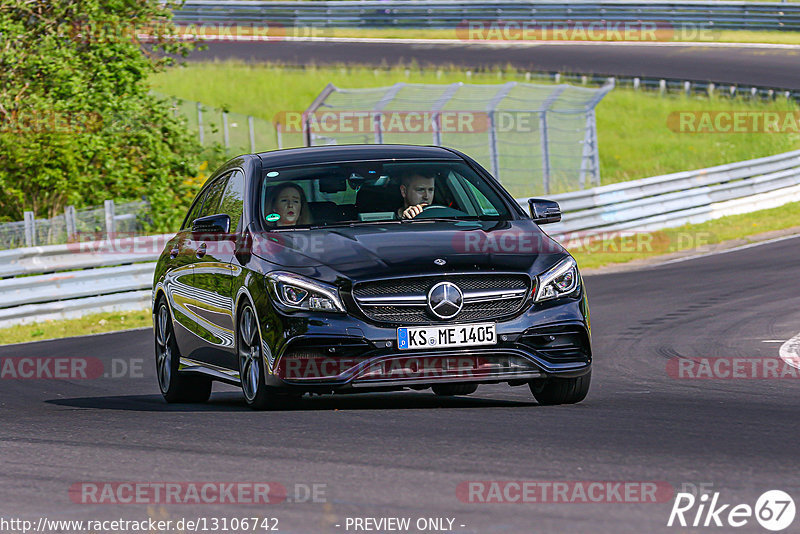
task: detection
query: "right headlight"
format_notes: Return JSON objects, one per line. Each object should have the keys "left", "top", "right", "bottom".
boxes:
{"left": 535, "top": 257, "right": 580, "bottom": 302}
{"left": 266, "top": 272, "right": 345, "bottom": 312}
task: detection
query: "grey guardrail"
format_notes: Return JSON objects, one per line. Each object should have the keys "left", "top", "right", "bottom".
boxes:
{"left": 172, "top": 1, "right": 800, "bottom": 32}
{"left": 0, "top": 235, "right": 171, "bottom": 327}
{"left": 3, "top": 149, "right": 800, "bottom": 327}
{"left": 519, "top": 149, "right": 800, "bottom": 238}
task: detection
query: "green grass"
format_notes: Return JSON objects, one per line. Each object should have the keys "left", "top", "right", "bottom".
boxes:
{"left": 0, "top": 311, "right": 152, "bottom": 345}
{"left": 596, "top": 90, "right": 800, "bottom": 182}
{"left": 149, "top": 62, "right": 800, "bottom": 186}
{"left": 571, "top": 200, "right": 800, "bottom": 270}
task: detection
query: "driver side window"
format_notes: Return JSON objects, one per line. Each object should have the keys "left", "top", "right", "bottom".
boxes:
{"left": 182, "top": 191, "right": 208, "bottom": 231}
{"left": 198, "top": 174, "right": 229, "bottom": 219}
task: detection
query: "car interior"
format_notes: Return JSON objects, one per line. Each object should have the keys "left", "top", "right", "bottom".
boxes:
{"left": 262, "top": 163, "right": 487, "bottom": 227}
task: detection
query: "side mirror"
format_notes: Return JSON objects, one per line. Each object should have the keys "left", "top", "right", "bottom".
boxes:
{"left": 527, "top": 198, "right": 561, "bottom": 224}
{"left": 192, "top": 214, "right": 230, "bottom": 235}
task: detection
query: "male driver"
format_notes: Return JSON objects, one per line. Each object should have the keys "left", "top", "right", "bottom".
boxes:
{"left": 397, "top": 172, "right": 435, "bottom": 219}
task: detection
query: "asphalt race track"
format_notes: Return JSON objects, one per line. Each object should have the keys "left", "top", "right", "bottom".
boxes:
{"left": 2, "top": 235, "right": 799, "bottom": 533}
{"left": 187, "top": 41, "right": 800, "bottom": 89}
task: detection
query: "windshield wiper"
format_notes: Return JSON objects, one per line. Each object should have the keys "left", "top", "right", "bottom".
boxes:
{"left": 307, "top": 220, "right": 401, "bottom": 230}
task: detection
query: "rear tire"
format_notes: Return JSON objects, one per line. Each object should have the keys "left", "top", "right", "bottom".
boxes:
{"left": 432, "top": 383, "right": 479, "bottom": 396}
{"left": 529, "top": 370, "right": 591, "bottom": 405}
{"left": 155, "top": 299, "right": 212, "bottom": 403}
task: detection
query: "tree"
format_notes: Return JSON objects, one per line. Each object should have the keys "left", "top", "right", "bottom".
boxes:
{"left": 0, "top": 0, "right": 204, "bottom": 231}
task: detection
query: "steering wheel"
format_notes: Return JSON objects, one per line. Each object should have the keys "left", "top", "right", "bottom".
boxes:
{"left": 415, "top": 205, "right": 467, "bottom": 219}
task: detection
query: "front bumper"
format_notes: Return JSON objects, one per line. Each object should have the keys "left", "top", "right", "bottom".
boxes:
{"left": 262, "top": 292, "right": 591, "bottom": 391}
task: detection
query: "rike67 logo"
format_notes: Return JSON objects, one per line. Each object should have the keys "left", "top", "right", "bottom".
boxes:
{"left": 668, "top": 490, "right": 795, "bottom": 531}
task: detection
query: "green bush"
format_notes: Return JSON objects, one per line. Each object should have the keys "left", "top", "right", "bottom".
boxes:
{"left": 0, "top": 0, "right": 206, "bottom": 231}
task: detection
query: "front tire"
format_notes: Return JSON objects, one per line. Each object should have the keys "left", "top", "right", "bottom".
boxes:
{"left": 238, "top": 303, "right": 291, "bottom": 410}
{"left": 154, "top": 299, "right": 212, "bottom": 403}
{"left": 529, "top": 370, "right": 591, "bottom": 405}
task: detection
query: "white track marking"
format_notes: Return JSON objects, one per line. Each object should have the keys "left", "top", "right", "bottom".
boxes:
{"left": 655, "top": 233, "right": 800, "bottom": 267}
{"left": 779, "top": 332, "right": 800, "bottom": 370}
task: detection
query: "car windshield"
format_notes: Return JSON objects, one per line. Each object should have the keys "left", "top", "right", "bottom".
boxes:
{"left": 260, "top": 160, "right": 512, "bottom": 229}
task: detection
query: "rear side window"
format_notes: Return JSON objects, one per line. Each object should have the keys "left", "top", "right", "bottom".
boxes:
{"left": 219, "top": 170, "right": 246, "bottom": 232}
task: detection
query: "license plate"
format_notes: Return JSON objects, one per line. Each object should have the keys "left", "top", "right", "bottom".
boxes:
{"left": 397, "top": 323, "right": 496, "bottom": 350}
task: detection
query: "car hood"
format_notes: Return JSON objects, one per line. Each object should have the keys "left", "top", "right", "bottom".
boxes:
{"left": 252, "top": 220, "right": 567, "bottom": 281}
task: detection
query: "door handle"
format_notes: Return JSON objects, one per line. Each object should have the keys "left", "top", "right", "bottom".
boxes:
{"left": 169, "top": 245, "right": 180, "bottom": 259}
{"left": 196, "top": 243, "right": 207, "bottom": 258}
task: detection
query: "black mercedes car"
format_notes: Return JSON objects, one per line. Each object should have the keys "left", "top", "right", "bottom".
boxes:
{"left": 152, "top": 145, "right": 591, "bottom": 409}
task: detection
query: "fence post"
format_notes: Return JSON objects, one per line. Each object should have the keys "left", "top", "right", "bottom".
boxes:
{"left": 23, "top": 211, "right": 35, "bottom": 247}
{"left": 248, "top": 116, "right": 256, "bottom": 152}
{"left": 431, "top": 82, "right": 462, "bottom": 146}
{"left": 539, "top": 112, "right": 551, "bottom": 194}
{"left": 197, "top": 102, "right": 204, "bottom": 145}
{"left": 302, "top": 83, "right": 337, "bottom": 147}
{"left": 104, "top": 200, "right": 116, "bottom": 240}
{"left": 579, "top": 110, "right": 599, "bottom": 189}
{"left": 373, "top": 114, "right": 384, "bottom": 144}
{"left": 486, "top": 82, "right": 516, "bottom": 182}
{"left": 535, "top": 84, "right": 567, "bottom": 194}
{"left": 222, "top": 111, "right": 230, "bottom": 149}
{"left": 371, "top": 82, "right": 406, "bottom": 144}
{"left": 65, "top": 205, "right": 77, "bottom": 241}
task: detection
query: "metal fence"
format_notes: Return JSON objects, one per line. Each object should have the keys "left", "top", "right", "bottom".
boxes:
{"left": 0, "top": 200, "right": 151, "bottom": 251}
{"left": 303, "top": 81, "right": 614, "bottom": 196}
{"left": 172, "top": 1, "right": 800, "bottom": 31}
{"left": 170, "top": 98, "right": 280, "bottom": 154}
{"left": 3, "top": 148, "right": 799, "bottom": 327}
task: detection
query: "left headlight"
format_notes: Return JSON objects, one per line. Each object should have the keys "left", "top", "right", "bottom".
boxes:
{"left": 535, "top": 257, "right": 580, "bottom": 302}
{"left": 266, "top": 272, "right": 345, "bottom": 312}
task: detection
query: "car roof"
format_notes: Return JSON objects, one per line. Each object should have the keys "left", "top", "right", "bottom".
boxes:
{"left": 256, "top": 144, "right": 462, "bottom": 168}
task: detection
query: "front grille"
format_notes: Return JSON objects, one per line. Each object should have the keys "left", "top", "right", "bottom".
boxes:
{"left": 353, "top": 274, "right": 531, "bottom": 325}
{"left": 353, "top": 275, "right": 527, "bottom": 298}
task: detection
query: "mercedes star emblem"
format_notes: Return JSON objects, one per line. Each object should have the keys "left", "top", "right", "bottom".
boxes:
{"left": 427, "top": 281, "right": 464, "bottom": 319}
